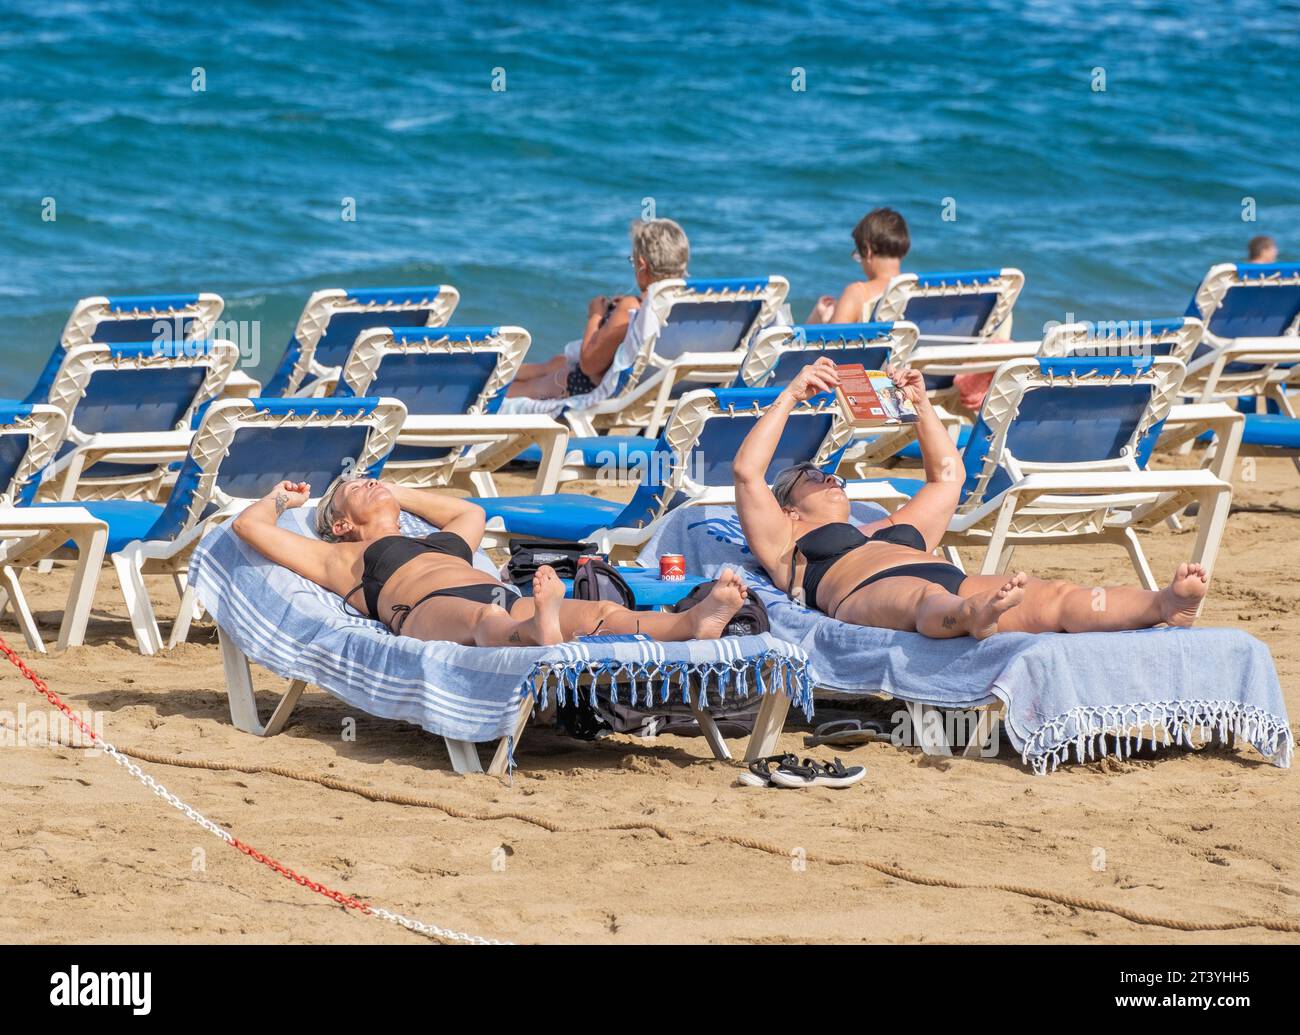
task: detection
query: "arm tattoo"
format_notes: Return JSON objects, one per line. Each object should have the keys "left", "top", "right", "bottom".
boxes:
{"left": 941, "top": 615, "right": 956, "bottom": 629}
{"left": 274, "top": 493, "right": 289, "bottom": 517}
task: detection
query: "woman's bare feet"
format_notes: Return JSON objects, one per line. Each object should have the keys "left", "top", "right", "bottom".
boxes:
{"left": 530, "top": 565, "right": 566, "bottom": 645}
{"left": 686, "top": 568, "right": 748, "bottom": 639}
{"left": 1160, "top": 562, "right": 1209, "bottom": 627}
{"left": 961, "top": 571, "right": 1027, "bottom": 639}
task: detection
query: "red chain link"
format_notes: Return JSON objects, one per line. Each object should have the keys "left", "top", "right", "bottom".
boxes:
{"left": 0, "top": 635, "right": 376, "bottom": 919}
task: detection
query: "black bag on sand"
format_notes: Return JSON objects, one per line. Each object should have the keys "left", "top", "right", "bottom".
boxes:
{"left": 565, "top": 574, "right": 769, "bottom": 739}
{"left": 555, "top": 559, "right": 637, "bottom": 739}
{"left": 505, "top": 540, "right": 597, "bottom": 586}
{"left": 670, "top": 578, "right": 771, "bottom": 636}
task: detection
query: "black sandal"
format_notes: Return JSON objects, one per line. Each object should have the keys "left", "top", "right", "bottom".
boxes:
{"left": 739, "top": 753, "right": 798, "bottom": 787}
{"left": 771, "top": 756, "right": 866, "bottom": 789}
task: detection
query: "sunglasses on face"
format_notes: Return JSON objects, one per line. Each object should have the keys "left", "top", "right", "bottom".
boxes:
{"left": 793, "top": 468, "right": 846, "bottom": 493}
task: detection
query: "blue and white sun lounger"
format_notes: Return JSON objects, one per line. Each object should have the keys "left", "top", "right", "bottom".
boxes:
{"left": 473, "top": 385, "right": 904, "bottom": 558}
{"left": 1181, "top": 262, "right": 1300, "bottom": 410}
{"left": 548, "top": 321, "right": 920, "bottom": 484}
{"left": 1039, "top": 316, "right": 1204, "bottom": 365}
{"left": 242, "top": 285, "right": 461, "bottom": 398}
{"left": 638, "top": 503, "right": 1293, "bottom": 774}
{"left": 31, "top": 395, "right": 406, "bottom": 655}
{"left": 881, "top": 356, "right": 1237, "bottom": 589}
{"left": 336, "top": 325, "right": 568, "bottom": 495}
{"left": 189, "top": 505, "right": 814, "bottom": 774}
{"left": 547, "top": 276, "right": 790, "bottom": 439}
{"left": 0, "top": 403, "right": 107, "bottom": 652}
{"left": 22, "top": 292, "right": 225, "bottom": 408}
{"left": 872, "top": 268, "right": 1027, "bottom": 397}
{"left": 735, "top": 320, "right": 919, "bottom": 388}
{"left": 35, "top": 339, "right": 240, "bottom": 502}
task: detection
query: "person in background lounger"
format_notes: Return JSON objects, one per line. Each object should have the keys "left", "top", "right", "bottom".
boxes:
{"left": 807, "top": 207, "right": 910, "bottom": 324}
{"left": 507, "top": 218, "right": 690, "bottom": 401}
{"left": 731, "top": 358, "right": 1210, "bottom": 639}
{"left": 232, "top": 474, "right": 746, "bottom": 648}
{"left": 1248, "top": 235, "right": 1278, "bottom": 263}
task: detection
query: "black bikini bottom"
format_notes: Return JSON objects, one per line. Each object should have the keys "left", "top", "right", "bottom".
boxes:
{"left": 835, "top": 561, "right": 968, "bottom": 615}
{"left": 390, "top": 582, "right": 521, "bottom": 633}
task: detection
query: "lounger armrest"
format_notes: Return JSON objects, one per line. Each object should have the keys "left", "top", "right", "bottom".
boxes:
{"left": 221, "top": 370, "right": 263, "bottom": 399}
{"left": 399, "top": 414, "right": 566, "bottom": 438}
{"left": 1159, "top": 403, "right": 1244, "bottom": 480}
{"left": 907, "top": 341, "right": 1040, "bottom": 375}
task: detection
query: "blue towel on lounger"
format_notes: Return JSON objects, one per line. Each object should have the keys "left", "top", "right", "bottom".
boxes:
{"left": 189, "top": 506, "right": 812, "bottom": 745}
{"left": 637, "top": 503, "right": 1293, "bottom": 774}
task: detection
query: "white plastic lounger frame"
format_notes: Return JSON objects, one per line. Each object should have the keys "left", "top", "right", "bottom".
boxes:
{"left": 937, "top": 356, "right": 1237, "bottom": 590}
{"left": 1040, "top": 317, "right": 1203, "bottom": 365}
{"left": 481, "top": 386, "right": 897, "bottom": 559}
{"left": 244, "top": 285, "right": 461, "bottom": 398}
{"left": 875, "top": 268, "right": 1027, "bottom": 399}
{"left": 340, "top": 325, "right": 568, "bottom": 495}
{"left": 873, "top": 268, "right": 1023, "bottom": 341}
{"left": 1181, "top": 263, "right": 1300, "bottom": 411}
{"left": 738, "top": 320, "right": 920, "bottom": 387}
{"left": 565, "top": 275, "right": 790, "bottom": 439}
{"left": 39, "top": 339, "right": 241, "bottom": 501}
{"left": 60, "top": 292, "right": 224, "bottom": 350}
{"left": 109, "top": 397, "right": 406, "bottom": 654}
{"left": 0, "top": 404, "right": 107, "bottom": 652}
{"left": 220, "top": 645, "right": 794, "bottom": 776}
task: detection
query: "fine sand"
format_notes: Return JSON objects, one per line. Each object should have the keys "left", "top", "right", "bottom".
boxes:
{"left": 2, "top": 456, "right": 1299, "bottom": 945}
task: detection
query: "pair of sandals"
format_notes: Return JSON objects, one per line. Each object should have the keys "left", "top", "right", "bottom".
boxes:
{"left": 741, "top": 753, "right": 866, "bottom": 789}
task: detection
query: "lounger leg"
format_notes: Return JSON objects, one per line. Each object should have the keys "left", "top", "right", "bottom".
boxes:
{"left": 466, "top": 469, "right": 498, "bottom": 499}
{"left": 907, "top": 701, "right": 953, "bottom": 757}
{"left": 57, "top": 523, "right": 107, "bottom": 649}
{"left": 167, "top": 583, "right": 200, "bottom": 649}
{"left": 743, "top": 691, "right": 791, "bottom": 762}
{"left": 531, "top": 428, "right": 567, "bottom": 495}
{"left": 0, "top": 565, "right": 44, "bottom": 653}
{"left": 444, "top": 739, "right": 484, "bottom": 774}
{"left": 488, "top": 689, "right": 537, "bottom": 776}
{"left": 963, "top": 703, "right": 1003, "bottom": 759}
{"left": 979, "top": 499, "right": 1019, "bottom": 576}
{"left": 1121, "top": 527, "right": 1159, "bottom": 591}
{"left": 112, "top": 552, "right": 163, "bottom": 656}
{"left": 688, "top": 683, "right": 733, "bottom": 762}
{"left": 219, "top": 628, "right": 305, "bottom": 736}
{"left": 1188, "top": 486, "right": 1232, "bottom": 582}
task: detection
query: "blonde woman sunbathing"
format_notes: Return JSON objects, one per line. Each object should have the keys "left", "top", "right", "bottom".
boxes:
{"left": 731, "top": 357, "right": 1209, "bottom": 639}
{"left": 232, "top": 477, "right": 747, "bottom": 647}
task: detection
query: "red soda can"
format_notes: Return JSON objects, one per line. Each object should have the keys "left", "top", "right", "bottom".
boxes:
{"left": 659, "top": 554, "right": 686, "bottom": 581}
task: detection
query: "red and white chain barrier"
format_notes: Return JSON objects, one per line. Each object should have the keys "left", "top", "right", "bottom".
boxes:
{"left": 0, "top": 636, "right": 508, "bottom": 946}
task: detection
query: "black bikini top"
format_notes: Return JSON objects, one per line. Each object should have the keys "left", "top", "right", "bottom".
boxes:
{"left": 345, "top": 531, "right": 474, "bottom": 619}
{"left": 793, "top": 521, "right": 927, "bottom": 610}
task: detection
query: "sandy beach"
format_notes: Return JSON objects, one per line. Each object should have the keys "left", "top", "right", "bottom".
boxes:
{"left": 2, "top": 455, "right": 1298, "bottom": 945}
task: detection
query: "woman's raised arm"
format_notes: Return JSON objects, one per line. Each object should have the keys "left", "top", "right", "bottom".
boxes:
{"left": 732, "top": 359, "right": 840, "bottom": 578}
{"left": 231, "top": 480, "right": 347, "bottom": 591}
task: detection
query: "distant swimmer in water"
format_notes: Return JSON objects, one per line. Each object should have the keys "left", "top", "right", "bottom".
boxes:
{"left": 1248, "top": 235, "right": 1278, "bottom": 264}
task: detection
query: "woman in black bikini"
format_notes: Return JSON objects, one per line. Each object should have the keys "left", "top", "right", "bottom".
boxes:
{"left": 232, "top": 476, "right": 747, "bottom": 647}
{"left": 732, "top": 357, "right": 1210, "bottom": 638}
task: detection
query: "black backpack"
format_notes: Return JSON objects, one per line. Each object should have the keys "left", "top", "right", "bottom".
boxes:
{"left": 554, "top": 558, "right": 637, "bottom": 739}
{"left": 505, "top": 539, "right": 597, "bottom": 586}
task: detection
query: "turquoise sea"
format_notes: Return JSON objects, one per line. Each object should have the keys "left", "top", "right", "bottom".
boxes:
{"left": 1, "top": 0, "right": 1296, "bottom": 394}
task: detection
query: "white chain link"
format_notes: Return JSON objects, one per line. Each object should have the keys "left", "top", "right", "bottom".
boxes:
{"left": 26, "top": 694, "right": 506, "bottom": 945}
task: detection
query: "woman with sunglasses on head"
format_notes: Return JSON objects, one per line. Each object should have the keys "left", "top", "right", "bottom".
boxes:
{"left": 231, "top": 475, "right": 747, "bottom": 648}
{"left": 731, "top": 357, "right": 1209, "bottom": 638}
